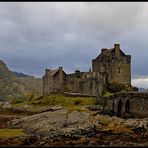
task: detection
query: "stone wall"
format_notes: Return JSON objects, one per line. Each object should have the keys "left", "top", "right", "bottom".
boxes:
{"left": 43, "top": 68, "right": 67, "bottom": 97}
{"left": 43, "top": 44, "right": 132, "bottom": 97}
{"left": 52, "top": 70, "right": 67, "bottom": 92}
{"left": 66, "top": 72, "right": 100, "bottom": 96}
{"left": 107, "top": 55, "right": 131, "bottom": 85}
{"left": 43, "top": 75, "right": 53, "bottom": 97}
{"left": 102, "top": 92, "right": 148, "bottom": 118}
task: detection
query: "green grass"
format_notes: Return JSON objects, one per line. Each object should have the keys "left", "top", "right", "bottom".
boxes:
{"left": 11, "top": 93, "right": 98, "bottom": 111}
{"left": 0, "top": 128, "right": 26, "bottom": 138}
{"left": 103, "top": 91, "right": 113, "bottom": 97}
{"left": 26, "top": 93, "right": 97, "bottom": 108}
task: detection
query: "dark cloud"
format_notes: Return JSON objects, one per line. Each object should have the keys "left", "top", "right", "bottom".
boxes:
{"left": 0, "top": 2, "right": 147, "bottom": 88}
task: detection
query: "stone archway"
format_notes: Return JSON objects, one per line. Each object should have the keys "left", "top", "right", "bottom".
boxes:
{"left": 125, "top": 100, "right": 130, "bottom": 114}
{"left": 117, "top": 100, "right": 122, "bottom": 117}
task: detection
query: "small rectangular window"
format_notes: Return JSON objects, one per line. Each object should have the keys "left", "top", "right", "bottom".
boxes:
{"left": 118, "top": 68, "right": 120, "bottom": 73}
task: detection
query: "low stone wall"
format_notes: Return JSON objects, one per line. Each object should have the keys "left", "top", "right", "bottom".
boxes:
{"left": 63, "top": 92, "right": 97, "bottom": 98}
{"left": 101, "top": 92, "right": 148, "bottom": 118}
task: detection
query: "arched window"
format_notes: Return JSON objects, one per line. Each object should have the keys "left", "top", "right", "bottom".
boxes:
{"left": 117, "top": 100, "right": 122, "bottom": 117}
{"left": 125, "top": 100, "right": 130, "bottom": 113}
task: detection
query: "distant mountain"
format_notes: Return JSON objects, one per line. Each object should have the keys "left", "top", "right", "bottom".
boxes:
{"left": 138, "top": 88, "right": 146, "bottom": 92}
{"left": 0, "top": 59, "right": 42, "bottom": 101}
{"left": 11, "top": 71, "right": 31, "bottom": 77}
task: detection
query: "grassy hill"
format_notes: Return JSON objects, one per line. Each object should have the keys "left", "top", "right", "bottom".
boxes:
{"left": 12, "top": 93, "right": 97, "bottom": 111}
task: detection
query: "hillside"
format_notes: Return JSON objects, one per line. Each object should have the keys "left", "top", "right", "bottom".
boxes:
{"left": 11, "top": 71, "right": 31, "bottom": 77}
{"left": 0, "top": 60, "right": 42, "bottom": 101}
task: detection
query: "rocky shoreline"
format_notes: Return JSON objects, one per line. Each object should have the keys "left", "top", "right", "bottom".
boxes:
{"left": 0, "top": 102, "right": 148, "bottom": 147}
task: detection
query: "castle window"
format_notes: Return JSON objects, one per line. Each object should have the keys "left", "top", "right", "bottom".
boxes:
{"left": 112, "top": 57, "right": 114, "bottom": 62}
{"left": 118, "top": 68, "right": 120, "bottom": 73}
{"left": 77, "top": 75, "right": 80, "bottom": 78}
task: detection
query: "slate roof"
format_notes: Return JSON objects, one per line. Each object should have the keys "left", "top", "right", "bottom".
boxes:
{"left": 48, "top": 69, "right": 59, "bottom": 76}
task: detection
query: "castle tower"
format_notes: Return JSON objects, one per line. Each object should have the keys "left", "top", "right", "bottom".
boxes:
{"left": 92, "top": 44, "right": 131, "bottom": 93}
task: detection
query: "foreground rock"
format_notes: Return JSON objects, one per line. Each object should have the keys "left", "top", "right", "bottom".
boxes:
{"left": 7, "top": 107, "right": 148, "bottom": 146}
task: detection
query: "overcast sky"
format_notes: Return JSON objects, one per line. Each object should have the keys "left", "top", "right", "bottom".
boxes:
{"left": 0, "top": 2, "right": 148, "bottom": 88}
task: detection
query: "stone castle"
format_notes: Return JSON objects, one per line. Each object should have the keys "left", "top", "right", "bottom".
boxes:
{"left": 43, "top": 44, "right": 131, "bottom": 97}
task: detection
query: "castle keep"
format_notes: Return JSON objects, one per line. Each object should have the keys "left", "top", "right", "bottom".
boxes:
{"left": 43, "top": 44, "right": 131, "bottom": 97}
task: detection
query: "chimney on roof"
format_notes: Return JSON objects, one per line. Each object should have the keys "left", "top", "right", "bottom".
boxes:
{"left": 75, "top": 69, "right": 80, "bottom": 73}
{"left": 114, "top": 44, "right": 120, "bottom": 49}
{"left": 45, "top": 69, "right": 51, "bottom": 74}
{"left": 114, "top": 43, "right": 120, "bottom": 58}
{"left": 59, "top": 67, "right": 63, "bottom": 70}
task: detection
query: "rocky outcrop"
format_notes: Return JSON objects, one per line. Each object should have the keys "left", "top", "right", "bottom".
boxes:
{"left": 0, "top": 102, "right": 147, "bottom": 147}
{"left": 7, "top": 107, "right": 148, "bottom": 146}
{"left": 0, "top": 59, "right": 42, "bottom": 100}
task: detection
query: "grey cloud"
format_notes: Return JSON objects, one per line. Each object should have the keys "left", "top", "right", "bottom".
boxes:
{"left": 0, "top": 2, "right": 147, "bottom": 83}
